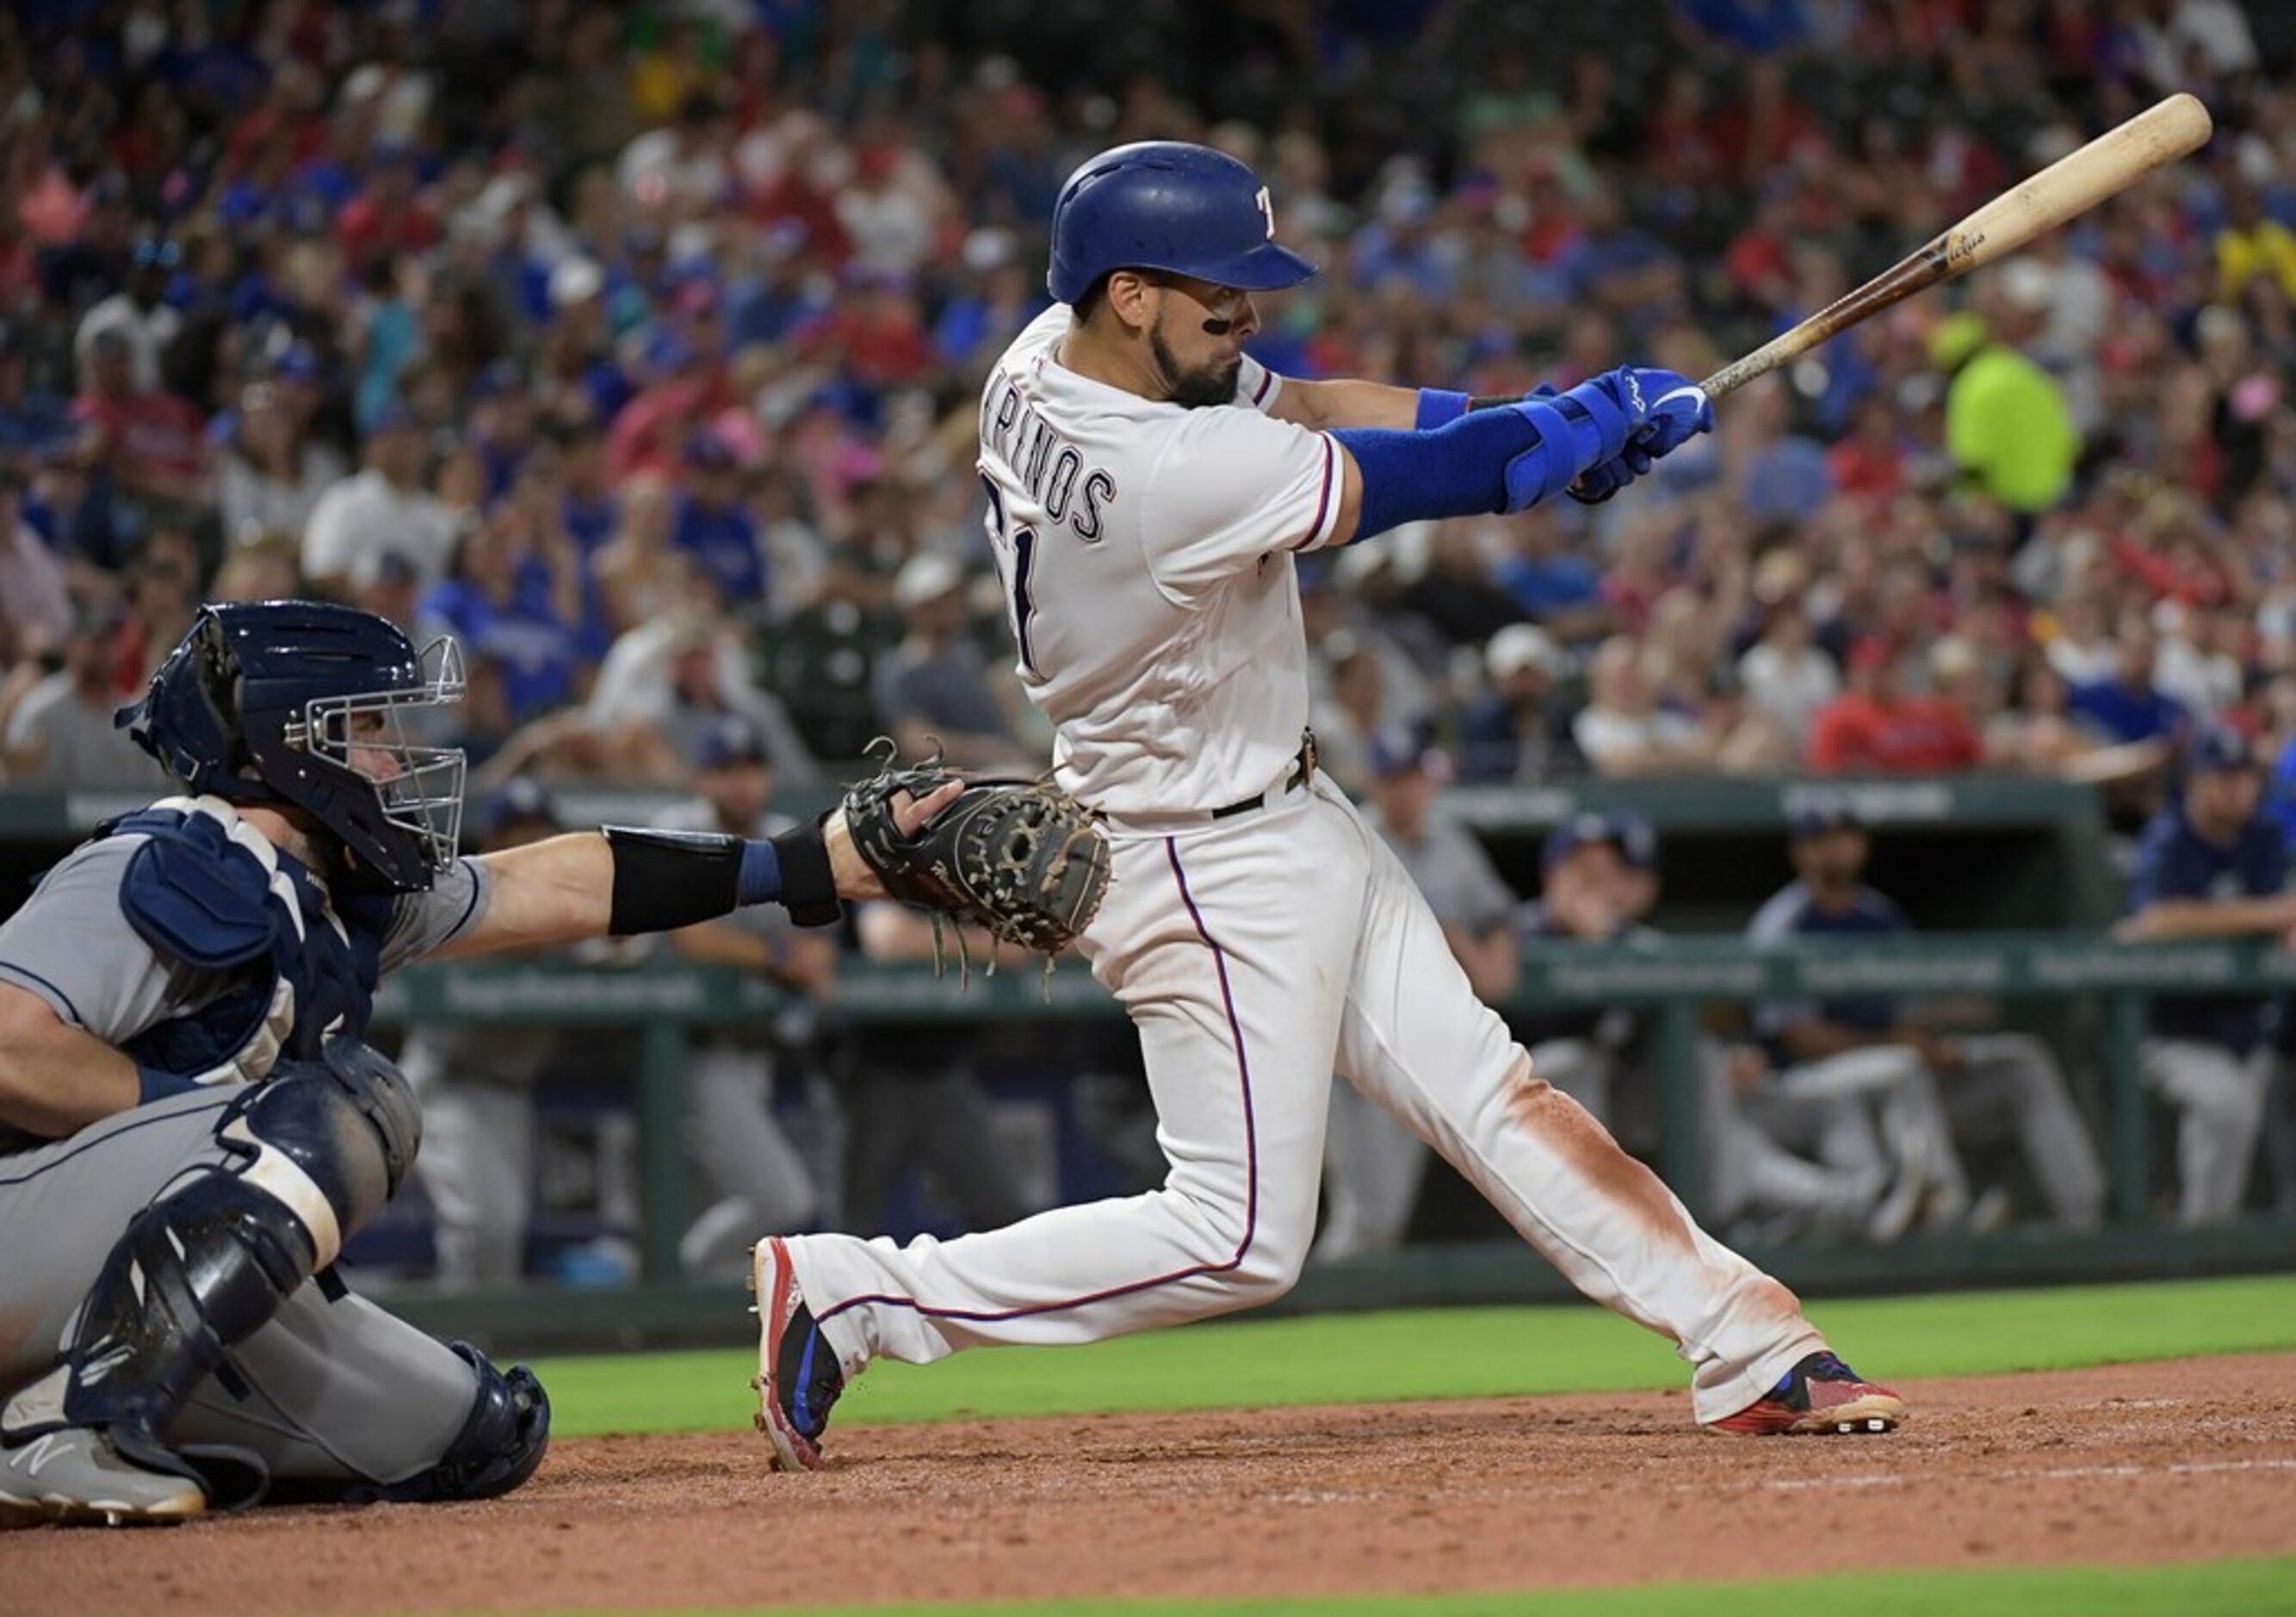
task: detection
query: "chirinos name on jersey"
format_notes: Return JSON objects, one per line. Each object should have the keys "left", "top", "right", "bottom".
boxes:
{"left": 981, "top": 374, "right": 1116, "bottom": 545}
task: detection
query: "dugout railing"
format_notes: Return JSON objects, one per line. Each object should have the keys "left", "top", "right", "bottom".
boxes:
{"left": 348, "top": 932, "right": 2296, "bottom": 1349}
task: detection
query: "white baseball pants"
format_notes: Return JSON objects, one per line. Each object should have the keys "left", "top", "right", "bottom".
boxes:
{"left": 2142, "top": 1038, "right": 2271, "bottom": 1224}
{"left": 783, "top": 777, "right": 1822, "bottom": 1423}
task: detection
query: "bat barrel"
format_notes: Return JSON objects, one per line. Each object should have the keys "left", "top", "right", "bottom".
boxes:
{"left": 1700, "top": 93, "right": 2212, "bottom": 403}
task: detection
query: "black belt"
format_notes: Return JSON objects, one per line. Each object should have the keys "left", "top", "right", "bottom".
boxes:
{"left": 1210, "top": 733, "right": 1318, "bottom": 820}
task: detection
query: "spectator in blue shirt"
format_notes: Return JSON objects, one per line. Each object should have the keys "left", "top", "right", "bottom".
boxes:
{"left": 671, "top": 431, "right": 768, "bottom": 610}
{"left": 2070, "top": 611, "right": 2188, "bottom": 748}
{"left": 418, "top": 484, "right": 585, "bottom": 726}
{"left": 1494, "top": 511, "right": 1610, "bottom": 641}
{"left": 2117, "top": 725, "right": 2296, "bottom": 1223}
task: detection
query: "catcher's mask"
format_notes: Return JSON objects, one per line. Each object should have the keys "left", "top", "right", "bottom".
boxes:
{"left": 123, "top": 601, "right": 468, "bottom": 892}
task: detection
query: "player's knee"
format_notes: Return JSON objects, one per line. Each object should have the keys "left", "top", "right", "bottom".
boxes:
{"left": 1166, "top": 1181, "right": 1309, "bottom": 1304}
{"left": 1228, "top": 1205, "right": 1315, "bottom": 1303}
{"left": 228, "top": 1042, "right": 422, "bottom": 1251}
{"left": 370, "top": 1342, "right": 551, "bottom": 1503}
{"left": 1221, "top": 1245, "right": 1304, "bottom": 1307}
{"left": 2180, "top": 1066, "right": 2268, "bottom": 1129}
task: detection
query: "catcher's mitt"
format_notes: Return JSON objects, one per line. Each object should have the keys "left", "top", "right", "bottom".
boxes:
{"left": 841, "top": 741, "right": 1111, "bottom": 970}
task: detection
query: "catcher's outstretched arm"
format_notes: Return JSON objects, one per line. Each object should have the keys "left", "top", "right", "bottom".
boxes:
{"left": 432, "top": 779, "right": 965, "bottom": 960}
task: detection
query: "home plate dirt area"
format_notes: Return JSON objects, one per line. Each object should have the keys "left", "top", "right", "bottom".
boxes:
{"left": 9, "top": 1354, "right": 2295, "bottom": 1616}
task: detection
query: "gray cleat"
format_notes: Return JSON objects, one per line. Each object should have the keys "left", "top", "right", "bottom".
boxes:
{"left": 0, "top": 1428, "right": 208, "bottom": 1528}
{"left": 0, "top": 1367, "right": 207, "bottom": 1528}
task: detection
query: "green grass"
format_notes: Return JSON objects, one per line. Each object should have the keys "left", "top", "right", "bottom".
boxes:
{"left": 534, "top": 1272, "right": 2296, "bottom": 1439}
{"left": 498, "top": 1556, "right": 2296, "bottom": 1615}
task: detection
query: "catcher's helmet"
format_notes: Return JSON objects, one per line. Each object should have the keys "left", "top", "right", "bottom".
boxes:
{"left": 1047, "top": 140, "right": 1318, "bottom": 305}
{"left": 122, "top": 601, "right": 468, "bottom": 891}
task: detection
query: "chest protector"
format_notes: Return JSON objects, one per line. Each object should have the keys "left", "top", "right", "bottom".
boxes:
{"left": 106, "top": 795, "right": 393, "bottom": 1084}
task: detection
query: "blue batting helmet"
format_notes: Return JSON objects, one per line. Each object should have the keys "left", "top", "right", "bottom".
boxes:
{"left": 122, "top": 601, "right": 468, "bottom": 892}
{"left": 1047, "top": 140, "right": 1318, "bottom": 305}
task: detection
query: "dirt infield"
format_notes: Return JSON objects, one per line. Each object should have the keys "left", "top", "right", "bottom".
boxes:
{"left": 7, "top": 1353, "right": 2295, "bottom": 1616}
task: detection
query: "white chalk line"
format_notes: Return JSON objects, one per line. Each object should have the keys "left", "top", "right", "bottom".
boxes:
{"left": 1763, "top": 1456, "right": 2296, "bottom": 1492}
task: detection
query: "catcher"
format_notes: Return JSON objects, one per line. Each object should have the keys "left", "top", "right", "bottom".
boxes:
{"left": 0, "top": 599, "right": 979, "bottom": 1527}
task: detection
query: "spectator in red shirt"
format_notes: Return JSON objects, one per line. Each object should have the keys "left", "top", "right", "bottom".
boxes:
{"left": 1712, "top": 59, "right": 1826, "bottom": 186}
{"left": 1808, "top": 635, "right": 1984, "bottom": 775}
{"left": 337, "top": 146, "right": 440, "bottom": 270}
{"left": 1724, "top": 188, "right": 1797, "bottom": 314}
{"left": 70, "top": 329, "right": 209, "bottom": 517}
{"left": 802, "top": 273, "right": 935, "bottom": 392}
{"left": 1827, "top": 393, "right": 1909, "bottom": 505}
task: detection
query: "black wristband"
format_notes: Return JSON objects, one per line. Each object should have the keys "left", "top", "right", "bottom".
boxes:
{"left": 770, "top": 819, "right": 841, "bottom": 928}
{"left": 1468, "top": 392, "right": 1531, "bottom": 412}
{"left": 601, "top": 825, "right": 744, "bottom": 935}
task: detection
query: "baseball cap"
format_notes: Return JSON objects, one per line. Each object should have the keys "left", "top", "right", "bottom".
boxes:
{"left": 1606, "top": 809, "right": 1658, "bottom": 873}
{"left": 894, "top": 552, "right": 966, "bottom": 611}
{"left": 2191, "top": 723, "right": 2257, "bottom": 774}
{"left": 696, "top": 715, "right": 770, "bottom": 772}
{"left": 1789, "top": 796, "right": 1866, "bottom": 841}
{"left": 480, "top": 776, "right": 561, "bottom": 837}
{"left": 1487, "top": 623, "right": 1563, "bottom": 682}
{"left": 274, "top": 344, "right": 322, "bottom": 386}
{"left": 471, "top": 360, "right": 527, "bottom": 403}
{"left": 684, "top": 430, "right": 738, "bottom": 471}
{"left": 1541, "top": 810, "right": 1655, "bottom": 875}
{"left": 642, "top": 328, "right": 697, "bottom": 375}
{"left": 1367, "top": 725, "right": 1451, "bottom": 784}
{"left": 549, "top": 255, "right": 605, "bottom": 308}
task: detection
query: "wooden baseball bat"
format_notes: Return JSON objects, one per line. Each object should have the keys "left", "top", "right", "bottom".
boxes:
{"left": 1700, "top": 92, "right": 2213, "bottom": 400}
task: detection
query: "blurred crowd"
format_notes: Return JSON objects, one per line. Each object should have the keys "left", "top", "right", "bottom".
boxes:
{"left": 3, "top": 0, "right": 2296, "bottom": 817}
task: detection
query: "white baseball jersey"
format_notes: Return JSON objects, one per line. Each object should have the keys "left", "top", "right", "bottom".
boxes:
{"left": 975, "top": 305, "right": 1346, "bottom": 816}
{"left": 775, "top": 303, "right": 1845, "bottom": 1451}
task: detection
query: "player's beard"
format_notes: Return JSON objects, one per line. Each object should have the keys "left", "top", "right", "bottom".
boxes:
{"left": 1151, "top": 323, "right": 1242, "bottom": 410}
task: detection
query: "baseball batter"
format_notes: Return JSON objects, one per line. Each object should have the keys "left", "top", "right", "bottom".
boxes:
{"left": 0, "top": 601, "right": 950, "bottom": 1526}
{"left": 752, "top": 140, "right": 1905, "bottom": 1471}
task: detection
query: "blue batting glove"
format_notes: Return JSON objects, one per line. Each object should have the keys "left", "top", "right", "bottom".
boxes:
{"left": 1564, "top": 369, "right": 1711, "bottom": 504}
{"left": 1503, "top": 369, "right": 1711, "bottom": 512}
{"left": 1628, "top": 372, "right": 1713, "bottom": 457}
{"left": 1567, "top": 440, "right": 1654, "bottom": 505}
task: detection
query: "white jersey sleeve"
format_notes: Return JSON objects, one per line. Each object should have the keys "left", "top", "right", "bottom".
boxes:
{"left": 1236, "top": 352, "right": 1283, "bottom": 412}
{"left": 1141, "top": 409, "right": 1344, "bottom": 604}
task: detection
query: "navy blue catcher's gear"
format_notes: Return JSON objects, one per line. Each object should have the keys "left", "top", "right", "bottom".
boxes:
{"left": 109, "top": 799, "right": 395, "bottom": 1080}
{"left": 356, "top": 1343, "right": 549, "bottom": 1503}
{"left": 121, "top": 602, "right": 467, "bottom": 892}
{"left": 0, "top": 1045, "right": 420, "bottom": 1509}
{"left": 1047, "top": 140, "right": 1318, "bottom": 305}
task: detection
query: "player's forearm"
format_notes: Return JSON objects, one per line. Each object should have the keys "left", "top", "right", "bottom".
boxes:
{"left": 448, "top": 796, "right": 951, "bottom": 958}
{"left": 2120, "top": 895, "right": 2296, "bottom": 940}
{"left": 1269, "top": 378, "right": 1422, "bottom": 432}
{"left": 455, "top": 832, "right": 621, "bottom": 954}
{"left": 1778, "top": 1022, "right": 1891, "bottom": 1062}
{"left": 0, "top": 988, "right": 140, "bottom": 1137}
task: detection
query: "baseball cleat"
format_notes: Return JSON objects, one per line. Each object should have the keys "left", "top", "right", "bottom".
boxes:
{"left": 1705, "top": 1351, "right": 1908, "bottom": 1436}
{"left": 0, "top": 1428, "right": 207, "bottom": 1528}
{"left": 748, "top": 1237, "right": 844, "bottom": 1472}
